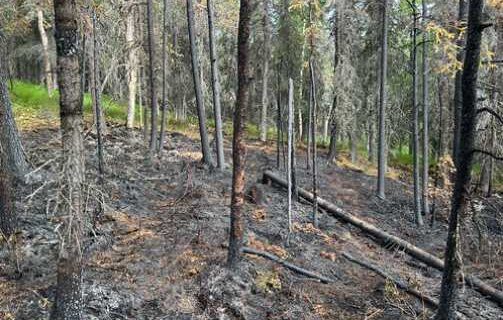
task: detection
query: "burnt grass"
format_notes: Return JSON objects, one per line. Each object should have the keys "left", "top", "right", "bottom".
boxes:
{"left": 1, "top": 121, "right": 502, "bottom": 320}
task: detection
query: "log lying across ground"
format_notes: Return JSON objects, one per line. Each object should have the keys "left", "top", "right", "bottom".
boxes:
{"left": 262, "top": 170, "right": 503, "bottom": 307}
{"left": 342, "top": 252, "right": 439, "bottom": 308}
{"left": 242, "top": 246, "right": 335, "bottom": 284}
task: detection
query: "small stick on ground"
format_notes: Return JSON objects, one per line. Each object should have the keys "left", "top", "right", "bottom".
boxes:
{"left": 242, "top": 246, "right": 334, "bottom": 284}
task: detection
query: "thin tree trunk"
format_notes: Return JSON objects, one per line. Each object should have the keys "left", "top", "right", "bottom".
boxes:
{"left": 207, "top": 0, "right": 225, "bottom": 169}
{"left": 435, "top": 1, "right": 486, "bottom": 318}
{"left": 259, "top": 0, "right": 271, "bottom": 143}
{"left": 287, "top": 78, "right": 294, "bottom": 234}
{"left": 126, "top": 3, "right": 138, "bottom": 129}
{"left": 146, "top": 0, "right": 158, "bottom": 152}
{"left": 158, "top": 0, "right": 169, "bottom": 153}
{"left": 412, "top": 1, "right": 423, "bottom": 226}
{"left": 276, "top": 73, "right": 282, "bottom": 169}
{"left": 51, "top": 1, "right": 85, "bottom": 318}
{"left": 90, "top": 11, "right": 105, "bottom": 193}
{"left": 452, "top": 0, "right": 468, "bottom": 168}
{"left": 187, "top": 0, "right": 213, "bottom": 166}
{"left": 377, "top": 0, "right": 388, "bottom": 199}
{"left": 421, "top": 0, "right": 430, "bottom": 216}
{"left": 309, "top": 59, "right": 318, "bottom": 228}
{"left": 228, "top": 0, "right": 252, "bottom": 268}
{"left": 37, "top": 5, "right": 54, "bottom": 94}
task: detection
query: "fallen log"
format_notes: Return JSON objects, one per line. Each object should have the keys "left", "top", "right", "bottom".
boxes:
{"left": 242, "top": 246, "right": 334, "bottom": 284}
{"left": 262, "top": 170, "right": 503, "bottom": 307}
{"left": 342, "top": 252, "right": 439, "bottom": 308}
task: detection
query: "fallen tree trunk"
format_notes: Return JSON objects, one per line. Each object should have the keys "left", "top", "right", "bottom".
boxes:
{"left": 342, "top": 252, "right": 438, "bottom": 308}
{"left": 262, "top": 170, "right": 503, "bottom": 307}
{"left": 242, "top": 246, "right": 334, "bottom": 284}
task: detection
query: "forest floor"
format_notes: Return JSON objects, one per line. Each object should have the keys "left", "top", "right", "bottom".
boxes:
{"left": 1, "top": 114, "right": 502, "bottom": 320}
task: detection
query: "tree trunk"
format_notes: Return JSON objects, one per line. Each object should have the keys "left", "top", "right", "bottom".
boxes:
{"left": 259, "top": 0, "right": 271, "bottom": 143}
{"left": 126, "top": 3, "right": 138, "bottom": 129}
{"left": 452, "top": 0, "right": 468, "bottom": 168}
{"left": 435, "top": 0, "right": 485, "bottom": 318}
{"left": 411, "top": 1, "right": 423, "bottom": 226}
{"left": 187, "top": 0, "right": 213, "bottom": 166}
{"left": 377, "top": 0, "right": 388, "bottom": 199}
{"left": 287, "top": 78, "right": 294, "bottom": 234}
{"left": 146, "top": 0, "right": 158, "bottom": 153}
{"left": 421, "top": 0, "right": 430, "bottom": 216}
{"left": 90, "top": 11, "right": 105, "bottom": 192}
{"left": 207, "top": 0, "right": 225, "bottom": 170}
{"left": 158, "top": 0, "right": 169, "bottom": 152}
{"left": 228, "top": 0, "right": 252, "bottom": 268}
{"left": 309, "top": 59, "right": 318, "bottom": 228}
{"left": 51, "top": 1, "right": 85, "bottom": 319}
{"left": 0, "top": 31, "right": 29, "bottom": 181}
{"left": 37, "top": 6, "right": 54, "bottom": 94}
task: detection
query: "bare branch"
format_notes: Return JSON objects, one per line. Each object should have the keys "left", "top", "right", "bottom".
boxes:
{"left": 472, "top": 149, "right": 503, "bottom": 161}
{"left": 477, "top": 107, "right": 503, "bottom": 125}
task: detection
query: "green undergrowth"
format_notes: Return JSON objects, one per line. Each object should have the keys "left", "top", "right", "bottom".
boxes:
{"left": 8, "top": 81, "right": 502, "bottom": 190}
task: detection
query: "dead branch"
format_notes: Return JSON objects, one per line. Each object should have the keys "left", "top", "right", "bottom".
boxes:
{"left": 342, "top": 252, "right": 438, "bottom": 308}
{"left": 262, "top": 170, "right": 503, "bottom": 307}
{"left": 242, "top": 246, "right": 335, "bottom": 284}
{"left": 477, "top": 107, "right": 503, "bottom": 125}
{"left": 472, "top": 149, "right": 503, "bottom": 162}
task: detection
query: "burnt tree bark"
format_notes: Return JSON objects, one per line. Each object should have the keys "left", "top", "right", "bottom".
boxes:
{"left": 421, "top": 0, "right": 430, "bottom": 216}
{"left": 158, "top": 0, "right": 169, "bottom": 152}
{"left": 187, "top": 0, "right": 213, "bottom": 166}
{"left": 228, "top": 0, "right": 252, "bottom": 268}
{"left": 452, "top": 0, "right": 468, "bottom": 167}
{"left": 435, "top": 0, "right": 486, "bottom": 318}
{"left": 309, "top": 59, "right": 318, "bottom": 228}
{"left": 0, "top": 31, "right": 29, "bottom": 181}
{"left": 146, "top": 0, "right": 158, "bottom": 153}
{"left": 90, "top": 10, "right": 105, "bottom": 193}
{"left": 51, "top": 0, "right": 85, "bottom": 319}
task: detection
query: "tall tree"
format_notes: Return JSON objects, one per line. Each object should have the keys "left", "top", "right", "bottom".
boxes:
{"left": 421, "top": 0, "right": 430, "bottom": 215}
{"left": 146, "top": 0, "right": 158, "bottom": 152}
{"left": 207, "top": 0, "right": 225, "bottom": 169}
{"left": 411, "top": 0, "right": 423, "bottom": 226}
{"left": 0, "top": 31, "right": 20, "bottom": 240}
{"left": 126, "top": 2, "right": 138, "bottom": 130}
{"left": 376, "top": 0, "right": 388, "bottom": 199}
{"left": 36, "top": 3, "right": 55, "bottom": 94}
{"left": 452, "top": 0, "right": 468, "bottom": 167}
{"left": 287, "top": 78, "right": 294, "bottom": 234}
{"left": 90, "top": 8, "right": 104, "bottom": 193}
{"left": 0, "top": 31, "right": 29, "bottom": 181}
{"left": 51, "top": 0, "right": 85, "bottom": 318}
{"left": 158, "top": 0, "right": 169, "bottom": 152}
{"left": 186, "top": 0, "right": 213, "bottom": 166}
{"left": 309, "top": 59, "right": 318, "bottom": 228}
{"left": 435, "top": 0, "right": 486, "bottom": 318}
{"left": 228, "top": 0, "right": 252, "bottom": 268}
{"left": 259, "top": 0, "right": 272, "bottom": 143}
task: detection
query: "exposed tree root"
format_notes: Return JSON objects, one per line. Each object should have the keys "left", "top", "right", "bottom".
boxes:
{"left": 242, "top": 246, "right": 334, "bottom": 284}
{"left": 262, "top": 170, "right": 503, "bottom": 308}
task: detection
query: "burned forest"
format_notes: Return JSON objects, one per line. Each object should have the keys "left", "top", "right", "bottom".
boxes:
{"left": 1, "top": 0, "right": 503, "bottom": 319}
